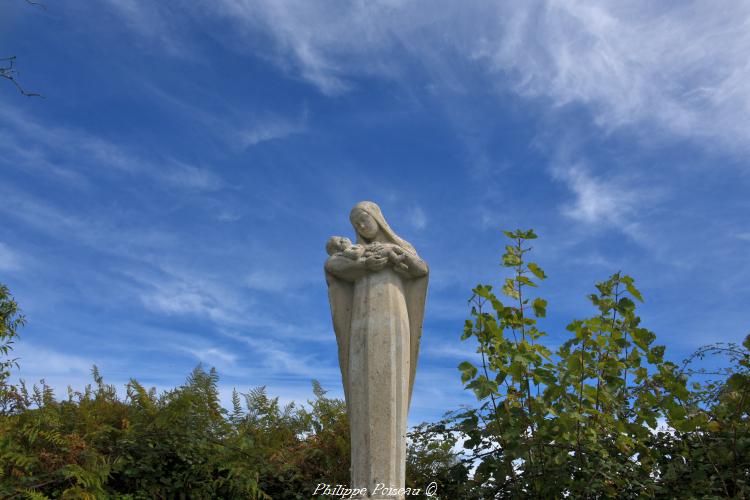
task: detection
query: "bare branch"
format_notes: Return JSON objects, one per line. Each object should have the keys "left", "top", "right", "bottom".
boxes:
{"left": 1, "top": 56, "right": 44, "bottom": 98}
{"left": 1, "top": 0, "right": 47, "bottom": 97}
{"left": 24, "top": 0, "right": 47, "bottom": 10}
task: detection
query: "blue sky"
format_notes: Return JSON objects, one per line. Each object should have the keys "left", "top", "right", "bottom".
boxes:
{"left": 2, "top": 1, "right": 749, "bottom": 425}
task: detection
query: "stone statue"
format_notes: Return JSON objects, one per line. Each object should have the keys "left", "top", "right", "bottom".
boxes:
{"left": 325, "top": 201, "right": 429, "bottom": 498}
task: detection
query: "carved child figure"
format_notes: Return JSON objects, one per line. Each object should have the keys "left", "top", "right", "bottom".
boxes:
{"left": 369, "top": 242, "right": 410, "bottom": 274}
{"left": 326, "top": 236, "right": 366, "bottom": 261}
{"left": 326, "top": 236, "right": 409, "bottom": 273}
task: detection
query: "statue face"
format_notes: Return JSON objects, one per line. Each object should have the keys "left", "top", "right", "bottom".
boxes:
{"left": 326, "top": 236, "right": 351, "bottom": 255}
{"left": 351, "top": 209, "right": 379, "bottom": 239}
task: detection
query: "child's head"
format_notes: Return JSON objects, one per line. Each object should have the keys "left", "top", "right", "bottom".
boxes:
{"left": 326, "top": 236, "right": 352, "bottom": 256}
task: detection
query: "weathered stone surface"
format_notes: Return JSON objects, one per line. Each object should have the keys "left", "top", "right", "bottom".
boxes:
{"left": 325, "top": 201, "right": 428, "bottom": 499}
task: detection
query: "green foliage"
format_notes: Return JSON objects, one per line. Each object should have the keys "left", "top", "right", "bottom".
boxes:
{"left": 0, "top": 363, "right": 350, "bottom": 498}
{"left": 1, "top": 284, "right": 26, "bottom": 415}
{"left": 1, "top": 366, "right": 265, "bottom": 498}
{"left": 651, "top": 336, "right": 750, "bottom": 497}
{"left": 441, "top": 229, "right": 749, "bottom": 498}
{"left": 0, "top": 283, "right": 356, "bottom": 498}
{"left": 406, "top": 422, "right": 473, "bottom": 499}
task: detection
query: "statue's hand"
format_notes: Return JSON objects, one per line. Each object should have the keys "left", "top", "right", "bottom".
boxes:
{"left": 387, "top": 246, "right": 405, "bottom": 263}
{"left": 365, "top": 254, "right": 388, "bottom": 271}
{"left": 394, "top": 262, "right": 410, "bottom": 276}
{"left": 366, "top": 243, "right": 386, "bottom": 257}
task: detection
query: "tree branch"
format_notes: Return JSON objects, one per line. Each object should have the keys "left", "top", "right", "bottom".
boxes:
{"left": 1, "top": 56, "right": 44, "bottom": 98}
{"left": 24, "top": 0, "right": 47, "bottom": 9}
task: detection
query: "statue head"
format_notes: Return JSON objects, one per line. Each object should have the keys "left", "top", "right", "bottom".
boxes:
{"left": 350, "top": 207, "right": 379, "bottom": 240}
{"left": 326, "top": 236, "right": 352, "bottom": 256}
{"left": 349, "top": 201, "right": 417, "bottom": 255}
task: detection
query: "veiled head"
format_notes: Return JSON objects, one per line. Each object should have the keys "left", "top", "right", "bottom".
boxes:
{"left": 349, "top": 201, "right": 417, "bottom": 255}
{"left": 350, "top": 208, "right": 379, "bottom": 240}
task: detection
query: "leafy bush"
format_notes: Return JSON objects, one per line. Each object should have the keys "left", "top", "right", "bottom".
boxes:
{"left": 414, "top": 229, "right": 750, "bottom": 498}
{"left": 0, "top": 283, "right": 25, "bottom": 415}
{"left": 0, "top": 367, "right": 354, "bottom": 498}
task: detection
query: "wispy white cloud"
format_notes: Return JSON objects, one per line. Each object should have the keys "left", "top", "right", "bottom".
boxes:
{"left": 237, "top": 112, "right": 307, "bottom": 147}
{"left": 216, "top": 210, "right": 243, "bottom": 222}
{"left": 101, "top": 0, "right": 192, "bottom": 58}
{"left": 0, "top": 134, "right": 93, "bottom": 188}
{"left": 0, "top": 105, "right": 226, "bottom": 193}
{"left": 179, "top": 346, "right": 239, "bottom": 368}
{"left": 211, "top": 2, "right": 350, "bottom": 95}
{"left": 221, "top": 331, "right": 338, "bottom": 379}
{"left": 477, "top": 2, "right": 750, "bottom": 149}
{"left": 160, "top": 160, "right": 226, "bottom": 192}
{"left": 1, "top": 106, "right": 140, "bottom": 174}
{"left": 554, "top": 164, "right": 638, "bottom": 226}
{"left": 0, "top": 243, "right": 21, "bottom": 271}
{"left": 99, "top": 1, "right": 750, "bottom": 152}
{"left": 0, "top": 189, "right": 178, "bottom": 260}
{"left": 135, "top": 268, "right": 247, "bottom": 326}
{"left": 139, "top": 81, "right": 308, "bottom": 149}
{"left": 244, "top": 269, "right": 291, "bottom": 293}
{"left": 553, "top": 161, "right": 669, "bottom": 246}
{"left": 147, "top": 286, "right": 218, "bottom": 317}
{"left": 208, "top": 0, "right": 428, "bottom": 95}
{"left": 127, "top": 262, "right": 332, "bottom": 344}
{"left": 407, "top": 205, "right": 427, "bottom": 230}
{"left": 194, "top": 0, "right": 750, "bottom": 151}
{"left": 552, "top": 163, "right": 666, "bottom": 248}
{"left": 0, "top": 190, "right": 98, "bottom": 239}
{"left": 423, "top": 339, "right": 478, "bottom": 360}
{"left": 13, "top": 344, "right": 96, "bottom": 377}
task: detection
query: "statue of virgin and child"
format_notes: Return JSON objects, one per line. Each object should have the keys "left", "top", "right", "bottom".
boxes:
{"left": 325, "top": 201, "right": 429, "bottom": 498}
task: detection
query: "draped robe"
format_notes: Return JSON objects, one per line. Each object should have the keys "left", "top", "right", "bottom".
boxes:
{"left": 326, "top": 239, "right": 427, "bottom": 499}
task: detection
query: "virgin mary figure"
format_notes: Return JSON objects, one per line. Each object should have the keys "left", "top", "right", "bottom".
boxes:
{"left": 325, "top": 201, "right": 428, "bottom": 497}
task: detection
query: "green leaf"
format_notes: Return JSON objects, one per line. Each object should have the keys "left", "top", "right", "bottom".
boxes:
{"left": 646, "top": 345, "right": 665, "bottom": 364}
{"left": 527, "top": 262, "right": 546, "bottom": 279}
{"left": 502, "top": 253, "right": 522, "bottom": 267}
{"left": 517, "top": 275, "right": 537, "bottom": 287}
{"left": 461, "top": 320, "right": 474, "bottom": 340}
{"left": 532, "top": 297, "right": 547, "bottom": 318}
{"left": 727, "top": 373, "right": 747, "bottom": 391}
{"left": 669, "top": 404, "right": 687, "bottom": 422}
{"left": 466, "top": 375, "right": 497, "bottom": 399}
{"left": 502, "top": 279, "right": 520, "bottom": 299}
{"left": 631, "top": 328, "right": 655, "bottom": 351}
{"left": 622, "top": 276, "right": 643, "bottom": 302}
{"left": 513, "top": 353, "right": 530, "bottom": 367}
{"left": 458, "top": 361, "right": 478, "bottom": 384}
{"left": 475, "top": 285, "right": 495, "bottom": 301}
{"left": 616, "top": 297, "right": 635, "bottom": 314}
